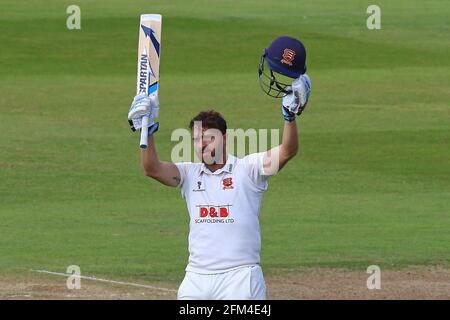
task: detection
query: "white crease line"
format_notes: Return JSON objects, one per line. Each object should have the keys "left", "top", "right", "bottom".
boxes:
{"left": 31, "top": 269, "right": 177, "bottom": 293}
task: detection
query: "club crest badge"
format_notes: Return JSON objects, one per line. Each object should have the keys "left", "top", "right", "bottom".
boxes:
{"left": 281, "top": 48, "right": 295, "bottom": 66}
{"left": 222, "top": 177, "right": 234, "bottom": 190}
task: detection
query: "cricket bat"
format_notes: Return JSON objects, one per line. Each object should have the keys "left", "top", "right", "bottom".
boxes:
{"left": 136, "top": 14, "right": 162, "bottom": 149}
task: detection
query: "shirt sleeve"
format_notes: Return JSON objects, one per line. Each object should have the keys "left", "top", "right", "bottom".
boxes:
{"left": 242, "top": 152, "right": 273, "bottom": 191}
{"left": 174, "top": 162, "right": 192, "bottom": 198}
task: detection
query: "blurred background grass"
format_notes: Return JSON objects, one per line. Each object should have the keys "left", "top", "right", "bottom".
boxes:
{"left": 0, "top": 0, "right": 449, "bottom": 284}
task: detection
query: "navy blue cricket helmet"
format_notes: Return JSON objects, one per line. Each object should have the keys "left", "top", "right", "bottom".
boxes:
{"left": 258, "top": 36, "right": 307, "bottom": 98}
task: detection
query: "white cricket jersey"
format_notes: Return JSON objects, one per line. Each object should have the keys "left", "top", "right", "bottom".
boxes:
{"left": 175, "top": 153, "right": 270, "bottom": 274}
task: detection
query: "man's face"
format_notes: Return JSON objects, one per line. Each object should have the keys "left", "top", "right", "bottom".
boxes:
{"left": 192, "top": 125, "right": 226, "bottom": 165}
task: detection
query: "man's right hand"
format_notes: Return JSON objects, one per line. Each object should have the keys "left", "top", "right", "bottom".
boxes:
{"left": 128, "top": 93, "right": 160, "bottom": 132}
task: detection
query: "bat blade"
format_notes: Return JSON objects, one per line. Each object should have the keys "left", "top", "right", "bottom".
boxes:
{"left": 137, "top": 14, "right": 162, "bottom": 149}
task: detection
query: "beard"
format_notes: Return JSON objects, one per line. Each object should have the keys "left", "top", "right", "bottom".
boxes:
{"left": 198, "top": 146, "right": 222, "bottom": 165}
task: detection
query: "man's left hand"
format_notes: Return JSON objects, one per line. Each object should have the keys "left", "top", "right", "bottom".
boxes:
{"left": 282, "top": 74, "right": 311, "bottom": 117}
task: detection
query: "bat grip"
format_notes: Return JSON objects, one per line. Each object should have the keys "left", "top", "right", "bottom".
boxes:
{"left": 140, "top": 115, "right": 150, "bottom": 149}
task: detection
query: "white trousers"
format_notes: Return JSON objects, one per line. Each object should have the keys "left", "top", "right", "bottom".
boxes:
{"left": 177, "top": 265, "right": 266, "bottom": 300}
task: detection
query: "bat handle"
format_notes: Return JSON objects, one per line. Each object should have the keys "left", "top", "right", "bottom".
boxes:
{"left": 140, "top": 115, "right": 150, "bottom": 149}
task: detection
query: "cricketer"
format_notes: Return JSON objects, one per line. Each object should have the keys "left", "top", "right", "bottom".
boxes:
{"left": 128, "top": 36, "right": 311, "bottom": 299}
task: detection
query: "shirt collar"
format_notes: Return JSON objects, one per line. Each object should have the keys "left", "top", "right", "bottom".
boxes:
{"left": 200, "top": 154, "right": 236, "bottom": 175}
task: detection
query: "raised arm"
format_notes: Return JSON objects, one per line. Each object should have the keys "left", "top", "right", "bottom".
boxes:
{"left": 141, "top": 135, "right": 181, "bottom": 187}
{"left": 277, "top": 120, "right": 299, "bottom": 170}
{"left": 263, "top": 74, "right": 310, "bottom": 174}
{"left": 128, "top": 94, "right": 180, "bottom": 187}
{"left": 263, "top": 120, "right": 299, "bottom": 174}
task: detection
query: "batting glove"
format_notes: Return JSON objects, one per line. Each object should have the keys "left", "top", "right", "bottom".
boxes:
{"left": 281, "top": 106, "right": 296, "bottom": 122}
{"left": 282, "top": 73, "right": 311, "bottom": 119}
{"left": 128, "top": 93, "right": 160, "bottom": 131}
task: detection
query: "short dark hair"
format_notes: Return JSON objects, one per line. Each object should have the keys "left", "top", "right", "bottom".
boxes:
{"left": 189, "top": 110, "right": 227, "bottom": 135}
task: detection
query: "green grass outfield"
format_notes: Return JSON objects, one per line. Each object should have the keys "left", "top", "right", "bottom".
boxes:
{"left": 1, "top": 0, "right": 449, "bottom": 285}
